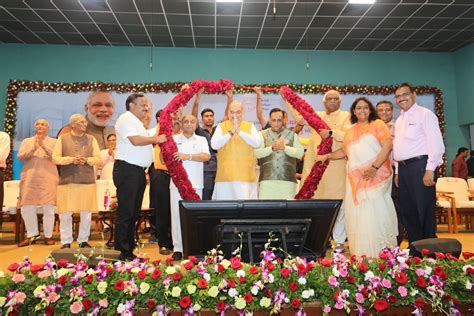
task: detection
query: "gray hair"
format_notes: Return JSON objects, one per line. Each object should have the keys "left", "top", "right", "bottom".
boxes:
{"left": 69, "top": 113, "right": 85, "bottom": 125}
{"left": 322, "top": 90, "right": 341, "bottom": 102}
{"left": 86, "top": 91, "right": 115, "bottom": 106}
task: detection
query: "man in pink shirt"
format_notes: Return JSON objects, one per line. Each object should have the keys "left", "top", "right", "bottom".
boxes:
{"left": 451, "top": 147, "right": 468, "bottom": 179}
{"left": 393, "top": 83, "right": 445, "bottom": 244}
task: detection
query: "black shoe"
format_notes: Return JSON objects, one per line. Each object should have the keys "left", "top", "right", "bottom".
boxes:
{"left": 159, "top": 246, "right": 172, "bottom": 255}
{"left": 60, "top": 243, "right": 71, "bottom": 249}
{"left": 118, "top": 253, "right": 137, "bottom": 261}
{"left": 78, "top": 242, "right": 92, "bottom": 248}
{"left": 172, "top": 251, "right": 183, "bottom": 261}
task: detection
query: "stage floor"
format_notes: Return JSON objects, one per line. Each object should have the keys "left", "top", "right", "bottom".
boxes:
{"left": 0, "top": 226, "right": 472, "bottom": 269}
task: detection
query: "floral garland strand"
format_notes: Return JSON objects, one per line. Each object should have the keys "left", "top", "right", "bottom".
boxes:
{"left": 280, "top": 86, "right": 333, "bottom": 200}
{"left": 159, "top": 79, "right": 233, "bottom": 201}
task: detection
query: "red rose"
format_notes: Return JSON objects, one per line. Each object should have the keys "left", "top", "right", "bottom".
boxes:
{"left": 231, "top": 257, "right": 242, "bottom": 270}
{"left": 374, "top": 299, "right": 389, "bottom": 311}
{"left": 57, "top": 259, "right": 69, "bottom": 267}
{"left": 361, "top": 287, "right": 369, "bottom": 297}
{"left": 466, "top": 267, "right": 474, "bottom": 274}
{"left": 321, "top": 258, "right": 332, "bottom": 267}
{"left": 347, "top": 275, "right": 355, "bottom": 284}
{"left": 85, "top": 274, "right": 93, "bottom": 283}
{"left": 179, "top": 296, "right": 191, "bottom": 309}
{"left": 291, "top": 298, "right": 301, "bottom": 309}
{"left": 147, "top": 298, "right": 156, "bottom": 309}
{"left": 267, "top": 262, "right": 275, "bottom": 271}
{"left": 379, "top": 263, "right": 386, "bottom": 271}
{"left": 462, "top": 251, "right": 474, "bottom": 259}
{"left": 216, "top": 264, "right": 224, "bottom": 273}
{"left": 421, "top": 248, "right": 430, "bottom": 256}
{"left": 165, "top": 257, "right": 173, "bottom": 264}
{"left": 228, "top": 278, "right": 236, "bottom": 288}
{"left": 442, "top": 294, "right": 451, "bottom": 302}
{"left": 333, "top": 291, "right": 340, "bottom": 302}
{"left": 416, "top": 276, "right": 426, "bottom": 288}
{"left": 395, "top": 272, "right": 408, "bottom": 285}
{"left": 216, "top": 301, "right": 226, "bottom": 312}
{"left": 296, "top": 263, "right": 306, "bottom": 275}
{"left": 388, "top": 295, "right": 397, "bottom": 304}
{"left": 434, "top": 252, "right": 445, "bottom": 259}
{"left": 183, "top": 261, "right": 194, "bottom": 270}
{"left": 446, "top": 253, "right": 458, "bottom": 261}
{"left": 307, "top": 262, "right": 314, "bottom": 271}
{"left": 45, "top": 305, "right": 54, "bottom": 316}
{"left": 188, "top": 256, "right": 197, "bottom": 263}
{"left": 379, "top": 252, "right": 388, "bottom": 260}
{"left": 152, "top": 268, "right": 162, "bottom": 279}
{"left": 58, "top": 275, "right": 67, "bottom": 284}
{"left": 114, "top": 280, "right": 125, "bottom": 291}
{"left": 30, "top": 264, "right": 44, "bottom": 273}
{"left": 138, "top": 269, "right": 147, "bottom": 280}
{"left": 249, "top": 266, "right": 259, "bottom": 274}
{"left": 280, "top": 267, "right": 291, "bottom": 278}
{"left": 358, "top": 262, "right": 368, "bottom": 273}
{"left": 198, "top": 278, "right": 208, "bottom": 289}
{"left": 7, "top": 263, "right": 19, "bottom": 272}
{"left": 244, "top": 293, "right": 253, "bottom": 303}
{"left": 83, "top": 298, "right": 93, "bottom": 311}
{"left": 173, "top": 272, "right": 182, "bottom": 281}
{"left": 289, "top": 281, "right": 298, "bottom": 292}
{"left": 239, "top": 276, "right": 246, "bottom": 284}
{"left": 265, "top": 288, "right": 272, "bottom": 298}
{"left": 433, "top": 266, "right": 445, "bottom": 277}
{"left": 413, "top": 256, "right": 422, "bottom": 264}
{"left": 106, "top": 267, "right": 114, "bottom": 274}
{"left": 415, "top": 297, "right": 426, "bottom": 308}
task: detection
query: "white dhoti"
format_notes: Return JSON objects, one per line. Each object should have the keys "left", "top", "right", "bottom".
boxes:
{"left": 59, "top": 211, "right": 92, "bottom": 245}
{"left": 21, "top": 204, "right": 56, "bottom": 238}
{"left": 212, "top": 182, "right": 258, "bottom": 200}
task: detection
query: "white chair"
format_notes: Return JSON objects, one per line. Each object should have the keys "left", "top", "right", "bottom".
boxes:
{"left": 468, "top": 178, "right": 474, "bottom": 190}
{"left": 436, "top": 177, "right": 474, "bottom": 233}
{"left": 3, "top": 180, "right": 20, "bottom": 214}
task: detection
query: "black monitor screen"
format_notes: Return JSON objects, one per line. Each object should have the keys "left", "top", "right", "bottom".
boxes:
{"left": 179, "top": 199, "right": 342, "bottom": 261}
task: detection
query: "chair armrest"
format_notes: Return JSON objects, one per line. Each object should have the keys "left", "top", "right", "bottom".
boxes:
{"left": 436, "top": 190, "right": 454, "bottom": 195}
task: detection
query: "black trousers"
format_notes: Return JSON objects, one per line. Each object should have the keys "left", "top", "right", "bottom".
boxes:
{"left": 398, "top": 158, "right": 437, "bottom": 244}
{"left": 153, "top": 169, "right": 172, "bottom": 249}
{"left": 202, "top": 171, "right": 216, "bottom": 201}
{"left": 391, "top": 167, "right": 405, "bottom": 245}
{"left": 113, "top": 160, "right": 147, "bottom": 256}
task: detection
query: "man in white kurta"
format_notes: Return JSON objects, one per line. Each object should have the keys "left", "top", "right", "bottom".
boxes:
{"left": 211, "top": 101, "right": 261, "bottom": 200}
{"left": 298, "top": 91, "right": 351, "bottom": 250}
{"left": 169, "top": 115, "right": 210, "bottom": 261}
{"left": 255, "top": 108, "right": 304, "bottom": 199}
{"left": 17, "top": 119, "right": 58, "bottom": 247}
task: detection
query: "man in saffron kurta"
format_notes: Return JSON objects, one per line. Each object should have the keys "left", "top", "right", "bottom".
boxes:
{"left": 255, "top": 108, "right": 304, "bottom": 199}
{"left": 53, "top": 114, "right": 102, "bottom": 249}
{"left": 17, "top": 119, "right": 58, "bottom": 247}
{"left": 211, "top": 101, "right": 261, "bottom": 200}
{"left": 300, "top": 90, "right": 351, "bottom": 251}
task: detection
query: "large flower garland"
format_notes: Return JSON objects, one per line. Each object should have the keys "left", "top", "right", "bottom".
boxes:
{"left": 3, "top": 80, "right": 447, "bottom": 180}
{"left": 0, "top": 247, "right": 472, "bottom": 315}
{"left": 280, "top": 86, "right": 333, "bottom": 199}
{"left": 158, "top": 80, "right": 233, "bottom": 200}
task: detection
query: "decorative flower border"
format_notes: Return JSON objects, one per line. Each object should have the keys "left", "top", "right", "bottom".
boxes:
{"left": 3, "top": 80, "right": 446, "bottom": 183}
{"left": 0, "top": 247, "right": 472, "bottom": 315}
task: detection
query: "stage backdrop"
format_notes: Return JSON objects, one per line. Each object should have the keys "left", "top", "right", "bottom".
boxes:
{"left": 7, "top": 81, "right": 439, "bottom": 180}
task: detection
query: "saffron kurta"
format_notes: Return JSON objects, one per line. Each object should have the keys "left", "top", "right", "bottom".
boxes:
{"left": 18, "top": 136, "right": 59, "bottom": 206}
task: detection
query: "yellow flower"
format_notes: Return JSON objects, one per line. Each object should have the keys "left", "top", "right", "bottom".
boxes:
{"left": 260, "top": 297, "right": 271, "bottom": 308}
{"left": 165, "top": 266, "right": 176, "bottom": 275}
{"left": 33, "top": 285, "right": 46, "bottom": 297}
{"left": 140, "top": 282, "right": 150, "bottom": 294}
{"left": 235, "top": 297, "right": 246, "bottom": 310}
{"left": 221, "top": 259, "right": 231, "bottom": 269}
{"left": 187, "top": 284, "right": 197, "bottom": 294}
{"left": 0, "top": 271, "right": 4, "bottom": 278}
{"left": 131, "top": 267, "right": 141, "bottom": 274}
{"left": 0, "top": 297, "right": 6, "bottom": 307}
{"left": 208, "top": 286, "right": 219, "bottom": 297}
{"left": 193, "top": 303, "right": 201, "bottom": 311}
{"left": 57, "top": 268, "right": 69, "bottom": 277}
{"left": 97, "top": 281, "right": 107, "bottom": 294}
{"left": 171, "top": 286, "right": 181, "bottom": 297}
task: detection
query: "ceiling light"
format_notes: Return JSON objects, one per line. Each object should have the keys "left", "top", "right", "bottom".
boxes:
{"left": 216, "top": 0, "right": 243, "bottom": 3}
{"left": 349, "top": 0, "right": 376, "bottom": 4}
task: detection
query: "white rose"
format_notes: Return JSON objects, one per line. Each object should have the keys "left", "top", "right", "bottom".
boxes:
{"left": 117, "top": 303, "right": 125, "bottom": 313}
{"left": 140, "top": 282, "right": 150, "bottom": 294}
{"left": 298, "top": 277, "right": 307, "bottom": 285}
{"left": 267, "top": 273, "right": 274, "bottom": 283}
{"left": 208, "top": 286, "right": 219, "bottom": 297}
{"left": 425, "top": 266, "right": 432, "bottom": 275}
{"left": 228, "top": 288, "right": 238, "bottom": 298}
{"left": 97, "top": 281, "right": 108, "bottom": 294}
{"left": 364, "top": 271, "right": 375, "bottom": 281}
{"left": 171, "top": 286, "right": 182, "bottom": 297}
{"left": 193, "top": 303, "right": 201, "bottom": 311}
{"left": 235, "top": 297, "right": 246, "bottom": 310}
{"left": 260, "top": 297, "right": 271, "bottom": 308}
{"left": 251, "top": 286, "right": 259, "bottom": 296}
{"left": 204, "top": 273, "right": 211, "bottom": 281}
{"left": 187, "top": 284, "right": 197, "bottom": 294}
{"left": 410, "top": 289, "right": 419, "bottom": 296}
{"left": 466, "top": 280, "right": 472, "bottom": 290}
{"left": 301, "top": 290, "right": 310, "bottom": 299}
{"left": 236, "top": 270, "right": 246, "bottom": 278}
{"left": 165, "top": 266, "right": 176, "bottom": 275}
{"left": 332, "top": 266, "right": 340, "bottom": 277}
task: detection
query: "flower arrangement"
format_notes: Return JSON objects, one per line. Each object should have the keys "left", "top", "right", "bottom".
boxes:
{"left": 0, "top": 247, "right": 472, "bottom": 315}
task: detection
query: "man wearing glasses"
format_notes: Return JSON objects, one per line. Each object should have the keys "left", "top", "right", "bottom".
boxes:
{"left": 393, "top": 83, "right": 444, "bottom": 244}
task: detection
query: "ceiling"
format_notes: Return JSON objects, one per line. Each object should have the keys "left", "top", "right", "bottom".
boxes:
{"left": 0, "top": 0, "right": 472, "bottom": 52}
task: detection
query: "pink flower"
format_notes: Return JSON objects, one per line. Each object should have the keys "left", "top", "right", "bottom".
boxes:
{"left": 12, "top": 273, "right": 25, "bottom": 283}
{"left": 355, "top": 292, "right": 364, "bottom": 304}
{"left": 328, "top": 276, "right": 338, "bottom": 287}
{"left": 13, "top": 292, "right": 26, "bottom": 304}
{"left": 47, "top": 292, "right": 60, "bottom": 303}
{"left": 398, "top": 286, "right": 407, "bottom": 297}
{"left": 416, "top": 268, "right": 425, "bottom": 276}
{"left": 38, "top": 270, "right": 52, "bottom": 279}
{"left": 382, "top": 278, "right": 392, "bottom": 288}
{"left": 99, "top": 298, "right": 109, "bottom": 308}
{"left": 70, "top": 301, "right": 83, "bottom": 314}
{"left": 323, "top": 305, "right": 332, "bottom": 313}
